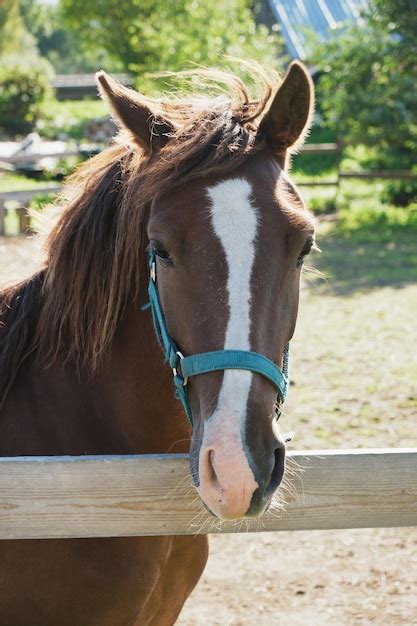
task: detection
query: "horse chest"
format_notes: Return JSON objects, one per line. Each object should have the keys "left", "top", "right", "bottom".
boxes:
{"left": 0, "top": 535, "right": 207, "bottom": 626}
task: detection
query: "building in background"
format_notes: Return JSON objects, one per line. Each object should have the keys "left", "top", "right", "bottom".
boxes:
{"left": 260, "top": 0, "right": 367, "bottom": 59}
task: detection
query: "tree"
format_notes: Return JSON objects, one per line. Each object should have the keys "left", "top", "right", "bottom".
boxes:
{"left": 0, "top": 0, "right": 37, "bottom": 56}
{"left": 20, "top": 0, "right": 120, "bottom": 74}
{"left": 367, "top": 0, "right": 416, "bottom": 55}
{"left": 0, "top": 0, "right": 54, "bottom": 137}
{"left": 311, "top": 0, "right": 416, "bottom": 159}
{"left": 60, "top": 0, "right": 284, "bottom": 86}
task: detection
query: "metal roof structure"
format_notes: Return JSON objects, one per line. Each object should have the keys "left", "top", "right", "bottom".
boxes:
{"left": 268, "top": 0, "right": 367, "bottom": 59}
{"left": 52, "top": 74, "right": 133, "bottom": 100}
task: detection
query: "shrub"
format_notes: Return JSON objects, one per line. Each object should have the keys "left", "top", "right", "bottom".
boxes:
{"left": 380, "top": 180, "right": 417, "bottom": 208}
{"left": 0, "top": 55, "right": 55, "bottom": 137}
{"left": 308, "top": 196, "right": 338, "bottom": 215}
{"left": 29, "top": 191, "right": 57, "bottom": 210}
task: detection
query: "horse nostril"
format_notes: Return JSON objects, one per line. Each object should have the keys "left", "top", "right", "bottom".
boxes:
{"left": 207, "top": 449, "right": 222, "bottom": 492}
{"left": 265, "top": 447, "right": 285, "bottom": 497}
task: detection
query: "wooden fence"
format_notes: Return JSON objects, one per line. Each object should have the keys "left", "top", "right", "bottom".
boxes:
{"left": 0, "top": 148, "right": 75, "bottom": 235}
{"left": 296, "top": 143, "right": 417, "bottom": 187}
{"left": 0, "top": 448, "right": 416, "bottom": 540}
{"left": 0, "top": 187, "right": 60, "bottom": 235}
{"left": 1, "top": 144, "right": 417, "bottom": 235}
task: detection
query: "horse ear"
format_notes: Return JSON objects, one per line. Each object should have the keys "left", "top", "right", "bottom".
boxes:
{"left": 95, "top": 71, "right": 172, "bottom": 152}
{"left": 260, "top": 61, "right": 314, "bottom": 161}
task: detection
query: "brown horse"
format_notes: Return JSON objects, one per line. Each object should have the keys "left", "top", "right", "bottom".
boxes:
{"left": 0, "top": 61, "right": 315, "bottom": 625}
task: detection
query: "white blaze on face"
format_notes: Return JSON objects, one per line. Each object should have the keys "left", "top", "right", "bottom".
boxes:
{"left": 198, "top": 178, "right": 259, "bottom": 517}
{"left": 208, "top": 178, "right": 258, "bottom": 412}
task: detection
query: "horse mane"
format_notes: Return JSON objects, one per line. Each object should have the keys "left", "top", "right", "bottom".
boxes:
{"left": 0, "top": 64, "right": 280, "bottom": 404}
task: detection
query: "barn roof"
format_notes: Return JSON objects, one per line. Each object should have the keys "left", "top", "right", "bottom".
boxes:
{"left": 268, "top": 0, "right": 367, "bottom": 59}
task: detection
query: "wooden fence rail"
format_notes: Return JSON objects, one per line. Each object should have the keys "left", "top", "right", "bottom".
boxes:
{"left": 0, "top": 150, "right": 82, "bottom": 165}
{"left": 0, "top": 448, "right": 416, "bottom": 540}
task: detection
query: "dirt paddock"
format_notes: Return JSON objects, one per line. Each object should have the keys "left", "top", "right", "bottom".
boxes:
{"left": 1, "top": 232, "right": 416, "bottom": 626}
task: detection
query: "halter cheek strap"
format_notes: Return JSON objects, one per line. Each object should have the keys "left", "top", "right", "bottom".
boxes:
{"left": 146, "top": 250, "right": 289, "bottom": 425}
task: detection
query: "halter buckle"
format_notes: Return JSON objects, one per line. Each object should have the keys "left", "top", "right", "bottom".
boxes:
{"left": 172, "top": 351, "right": 188, "bottom": 386}
{"left": 150, "top": 260, "right": 156, "bottom": 282}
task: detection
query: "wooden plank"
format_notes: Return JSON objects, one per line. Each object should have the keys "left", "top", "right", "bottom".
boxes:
{"left": 16, "top": 205, "right": 33, "bottom": 235}
{"left": 0, "top": 449, "right": 416, "bottom": 540}
{"left": 0, "top": 187, "right": 60, "bottom": 203}
{"left": 0, "top": 200, "right": 5, "bottom": 236}
{"left": 0, "top": 161, "right": 15, "bottom": 172}
{"left": 340, "top": 170, "right": 417, "bottom": 180}
{"left": 300, "top": 143, "right": 340, "bottom": 154}
{"left": 295, "top": 180, "right": 339, "bottom": 187}
{"left": 2, "top": 150, "right": 81, "bottom": 164}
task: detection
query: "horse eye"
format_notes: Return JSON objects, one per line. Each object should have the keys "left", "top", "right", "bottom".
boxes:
{"left": 296, "top": 238, "right": 313, "bottom": 268}
{"left": 151, "top": 241, "right": 172, "bottom": 263}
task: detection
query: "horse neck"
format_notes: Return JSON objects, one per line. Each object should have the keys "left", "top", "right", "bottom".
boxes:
{"left": 0, "top": 281, "right": 190, "bottom": 457}
{"left": 104, "top": 295, "right": 192, "bottom": 454}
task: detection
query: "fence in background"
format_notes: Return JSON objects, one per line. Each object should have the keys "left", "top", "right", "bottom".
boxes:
{"left": 0, "top": 148, "right": 80, "bottom": 235}
{"left": 0, "top": 187, "right": 60, "bottom": 235}
{"left": 0, "top": 448, "right": 416, "bottom": 540}
{"left": 1, "top": 144, "right": 416, "bottom": 235}
{"left": 296, "top": 143, "right": 417, "bottom": 186}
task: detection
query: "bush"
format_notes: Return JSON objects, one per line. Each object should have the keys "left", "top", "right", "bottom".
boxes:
{"left": 380, "top": 181, "right": 417, "bottom": 207}
{"left": 308, "top": 196, "right": 338, "bottom": 215}
{"left": 29, "top": 191, "right": 57, "bottom": 211}
{"left": 37, "top": 99, "right": 108, "bottom": 140}
{"left": 0, "top": 55, "right": 55, "bottom": 137}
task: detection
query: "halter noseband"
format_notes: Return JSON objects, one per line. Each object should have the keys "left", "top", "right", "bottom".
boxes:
{"left": 146, "top": 249, "right": 289, "bottom": 425}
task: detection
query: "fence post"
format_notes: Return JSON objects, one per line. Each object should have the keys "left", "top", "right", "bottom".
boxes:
{"left": 0, "top": 201, "right": 5, "bottom": 236}
{"left": 16, "top": 205, "right": 33, "bottom": 235}
{"left": 335, "top": 138, "right": 343, "bottom": 193}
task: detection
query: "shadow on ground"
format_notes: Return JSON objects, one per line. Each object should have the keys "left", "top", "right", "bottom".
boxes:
{"left": 310, "top": 227, "right": 417, "bottom": 296}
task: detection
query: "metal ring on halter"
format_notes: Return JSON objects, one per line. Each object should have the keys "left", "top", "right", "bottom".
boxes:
{"left": 172, "top": 351, "right": 188, "bottom": 386}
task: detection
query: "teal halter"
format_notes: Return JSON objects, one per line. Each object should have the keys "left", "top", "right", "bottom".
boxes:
{"left": 146, "top": 249, "right": 289, "bottom": 425}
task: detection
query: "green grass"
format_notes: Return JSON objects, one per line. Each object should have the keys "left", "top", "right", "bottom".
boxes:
{"left": 303, "top": 178, "right": 417, "bottom": 296}
{"left": 292, "top": 126, "right": 339, "bottom": 181}
{"left": 334, "top": 177, "right": 417, "bottom": 236}
{"left": 343, "top": 144, "right": 415, "bottom": 171}
{"left": 317, "top": 230, "right": 416, "bottom": 295}
{"left": 0, "top": 173, "right": 59, "bottom": 193}
{"left": 305, "top": 127, "right": 337, "bottom": 145}
{"left": 4, "top": 209, "right": 19, "bottom": 236}
{"left": 310, "top": 221, "right": 417, "bottom": 295}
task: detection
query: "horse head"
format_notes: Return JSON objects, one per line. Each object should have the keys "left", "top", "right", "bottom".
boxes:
{"left": 97, "top": 62, "right": 315, "bottom": 520}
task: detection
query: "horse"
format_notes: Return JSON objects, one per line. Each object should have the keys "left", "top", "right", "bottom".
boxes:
{"left": 0, "top": 60, "right": 315, "bottom": 625}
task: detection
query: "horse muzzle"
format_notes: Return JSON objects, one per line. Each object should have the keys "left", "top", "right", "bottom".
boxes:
{"left": 194, "top": 417, "right": 286, "bottom": 520}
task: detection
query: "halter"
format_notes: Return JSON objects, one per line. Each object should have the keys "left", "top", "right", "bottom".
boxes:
{"left": 146, "top": 249, "right": 289, "bottom": 425}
